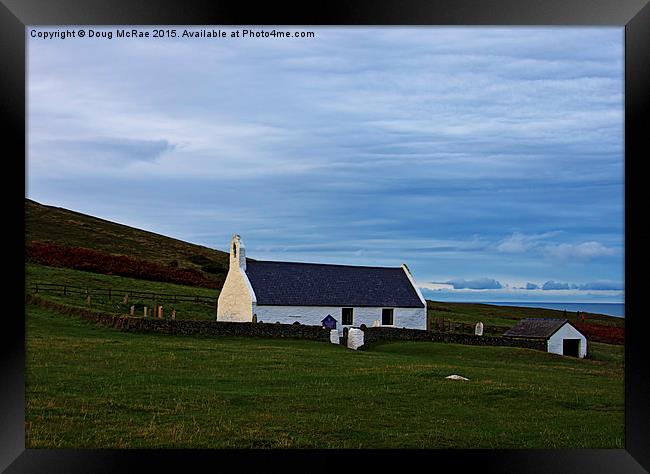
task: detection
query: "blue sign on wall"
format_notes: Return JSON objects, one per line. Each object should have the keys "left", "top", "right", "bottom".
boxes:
{"left": 321, "top": 314, "right": 337, "bottom": 329}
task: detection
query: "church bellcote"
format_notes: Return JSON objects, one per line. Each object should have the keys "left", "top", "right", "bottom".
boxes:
{"left": 230, "top": 234, "right": 246, "bottom": 271}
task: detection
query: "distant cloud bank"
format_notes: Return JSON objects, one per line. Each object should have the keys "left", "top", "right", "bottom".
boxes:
{"left": 445, "top": 278, "right": 503, "bottom": 290}
{"left": 423, "top": 278, "right": 623, "bottom": 293}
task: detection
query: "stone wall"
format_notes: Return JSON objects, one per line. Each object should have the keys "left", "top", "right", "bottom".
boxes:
{"left": 26, "top": 295, "right": 545, "bottom": 351}
{"left": 362, "top": 326, "right": 546, "bottom": 351}
{"left": 26, "top": 295, "right": 330, "bottom": 342}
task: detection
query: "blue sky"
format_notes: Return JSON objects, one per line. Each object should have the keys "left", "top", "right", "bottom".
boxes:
{"left": 26, "top": 27, "right": 624, "bottom": 303}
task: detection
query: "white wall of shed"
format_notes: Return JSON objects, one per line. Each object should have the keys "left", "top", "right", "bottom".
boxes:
{"left": 547, "top": 323, "right": 587, "bottom": 358}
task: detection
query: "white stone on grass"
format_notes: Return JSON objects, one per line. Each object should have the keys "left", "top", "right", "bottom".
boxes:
{"left": 445, "top": 374, "right": 469, "bottom": 381}
{"left": 330, "top": 329, "right": 340, "bottom": 344}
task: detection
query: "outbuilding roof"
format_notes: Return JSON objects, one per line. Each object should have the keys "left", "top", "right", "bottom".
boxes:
{"left": 503, "top": 318, "right": 572, "bottom": 339}
{"left": 245, "top": 259, "right": 424, "bottom": 308}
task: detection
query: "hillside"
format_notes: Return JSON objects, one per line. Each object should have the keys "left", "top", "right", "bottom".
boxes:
{"left": 25, "top": 198, "right": 229, "bottom": 286}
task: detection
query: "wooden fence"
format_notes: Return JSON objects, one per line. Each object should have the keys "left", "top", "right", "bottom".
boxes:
{"left": 28, "top": 282, "right": 217, "bottom": 306}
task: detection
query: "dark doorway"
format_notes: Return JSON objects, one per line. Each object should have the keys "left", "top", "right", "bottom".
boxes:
{"left": 382, "top": 308, "right": 394, "bottom": 325}
{"left": 342, "top": 308, "right": 353, "bottom": 325}
{"left": 563, "top": 339, "right": 580, "bottom": 357}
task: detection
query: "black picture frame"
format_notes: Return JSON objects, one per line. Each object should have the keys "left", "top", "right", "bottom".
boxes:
{"left": 3, "top": 0, "right": 648, "bottom": 472}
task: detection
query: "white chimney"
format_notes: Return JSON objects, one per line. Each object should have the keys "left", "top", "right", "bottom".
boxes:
{"left": 230, "top": 234, "right": 246, "bottom": 271}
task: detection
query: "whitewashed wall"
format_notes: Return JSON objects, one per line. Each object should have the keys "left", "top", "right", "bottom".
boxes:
{"left": 253, "top": 305, "right": 426, "bottom": 334}
{"left": 217, "top": 235, "right": 255, "bottom": 322}
{"left": 547, "top": 323, "right": 587, "bottom": 358}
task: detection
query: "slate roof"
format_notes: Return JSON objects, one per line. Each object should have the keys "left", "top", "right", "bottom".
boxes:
{"left": 503, "top": 318, "right": 571, "bottom": 339}
{"left": 245, "top": 259, "right": 424, "bottom": 308}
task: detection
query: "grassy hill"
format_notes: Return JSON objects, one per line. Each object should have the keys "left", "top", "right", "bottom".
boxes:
{"left": 26, "top": 198, "right": 229, "bottom": 285}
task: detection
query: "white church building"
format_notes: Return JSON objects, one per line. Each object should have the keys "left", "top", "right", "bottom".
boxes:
{"left": 217, "top": 234, "right": 427, "bottom": 332}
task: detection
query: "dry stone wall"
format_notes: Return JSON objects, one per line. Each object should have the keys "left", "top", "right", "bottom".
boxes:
{"left": 26, "top": 295, "right": 545, "bottom": 351}
{"left": 361, "top": 326, "right": 546, "bottom": 350}
{"left": 26, "top": 295, "right": 330, "bottom": 341}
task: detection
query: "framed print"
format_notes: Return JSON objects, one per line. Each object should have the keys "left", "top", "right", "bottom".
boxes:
{"left": 2, "top": 0, "right": 649, "bottom": 472}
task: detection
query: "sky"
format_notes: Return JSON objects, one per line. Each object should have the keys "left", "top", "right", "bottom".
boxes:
{"left": 26, "top": 26, "right": 624, "bottom": 303}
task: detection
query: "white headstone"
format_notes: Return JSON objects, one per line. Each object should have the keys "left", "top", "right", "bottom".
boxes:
{"left": 475, "top": 322, "right": 484, "bottom": 336}
{"left": 372, "top": 320, "right": 381, "bottom": 327}
{"left": 347, "top": 328, "right": 364, "bottom": 350}
{"left": 330, "top": 329, "right": 340, "bottom": 344}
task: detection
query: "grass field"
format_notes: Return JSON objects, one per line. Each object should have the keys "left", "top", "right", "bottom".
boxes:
{"left": 26, "top": 304, "right": 624, "bottom": 449}
{"left": 26, "top": 263, "right": 218, "bottom": 320}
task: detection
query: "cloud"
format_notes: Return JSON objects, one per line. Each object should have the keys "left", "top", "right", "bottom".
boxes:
{"left": 25, "top": 27, "right": 624, "bottom": 301}
{"left": 34, "top": 137, "right": 176, "bottom": 170}
{"left": 578, "top": 281, "right": 624, "bottom": 290}
{"left": 74, "top": 137, "right": 175, "bottom": 163}
{"left": 544, "top": 241, "right": 617, "bottom": 260}
{"left": 496, "top": 231, "right": 560, "bottom": 253}
{"left": 420, "top": 282, "right": 455, "bottom": 291}
{"left": 445, "top": 278, "right": 503, "bottom": 290}
{"left": 542, "top": 280, "right": 571, "bottom": 290}
{"left": 497, "top": 233, "right": 618, "bottom": 262}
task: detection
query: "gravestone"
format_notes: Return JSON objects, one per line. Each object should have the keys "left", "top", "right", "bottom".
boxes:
{"left": 85, "top": 295, "right": 91, "bottom": 306}
{"left": 130, "top": 305, "right": 135, "bottom": 316}
{"left": 347, "top": 328, "right": 364, "bottom": 350}
{"left": 158, "top": 306, "right": 163, "bottom": 319}
{"left": 123, "top": 294, "right": 129, "bottom": 304}
{"left": 475, "top": 322, "right": 484, "bottom": 336}
{"left": 171, "top": 309, "right": 176, "bottom": 320}
{"left": 252, "top": 314, "right": 257, "bottom": 323}
{"left": 372, "top": 320, "right": 381, "bottom": 327}
{"left": 330, "top": 329, "right": 340, "bottom": 344}
{"left": 144, "top": 306, "right": 148, "bottom": 318}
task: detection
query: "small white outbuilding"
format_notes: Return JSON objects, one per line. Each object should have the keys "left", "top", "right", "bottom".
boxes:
{"left": 503, "top": 318, "right": 587, "bottom": 358}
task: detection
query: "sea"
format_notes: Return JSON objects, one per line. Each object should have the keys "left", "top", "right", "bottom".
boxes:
{"left": 482, "top": 302, "right": 624, "bottom": 318}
